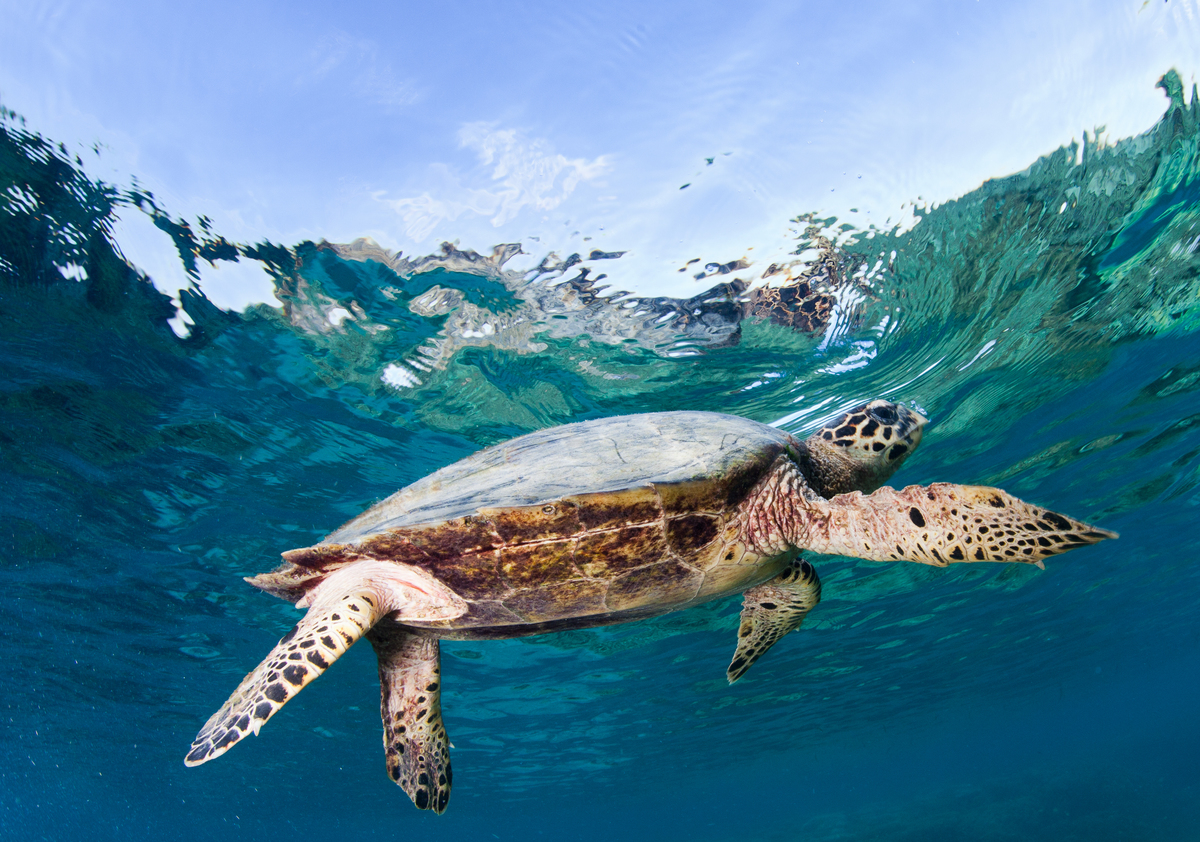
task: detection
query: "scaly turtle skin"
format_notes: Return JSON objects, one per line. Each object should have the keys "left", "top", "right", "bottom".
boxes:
{"left": 185, "top": 401, "right": 1115, "bottom": 814}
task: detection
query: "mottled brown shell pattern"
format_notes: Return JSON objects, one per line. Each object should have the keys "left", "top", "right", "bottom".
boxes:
{"left": 269, "top": 473, "right": 794, "bottom": 639}
{"left": 250, "top": 412, "right": 809, "bottom": 637}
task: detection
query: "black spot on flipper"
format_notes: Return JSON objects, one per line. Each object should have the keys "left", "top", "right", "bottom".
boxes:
{"left": 282, "top": 665, "right": 307, "bottom": 686}
{"left": 426, "top": 682, "right": 439, "bottom": 692}
{"left": 253, "top": 702, "right": 273, "bottom": 720}
{"left": 214, "top": 729, "right": 239, "bottom": 750}
{"left": 320, "top": 635, "right": 336, "bottom": 649}
{"left": 974, "top": 548, "right": 985, "bottom": 560}
{"left": 759, "top": 602, "right": 777, "bottom": 610}
{"left": 949, "top": 547, "right": 964, "bottom": 560}
{"left": 307, "top": 651, "right": 329, "bottom": 668}
{"left": 1042, "top": 512, "right": 1070, "bottom": 530}
{"left": 437, "top": 789, "right": 449, "bottom": 812}
{"left": 415, "top": 789, "right": 429, "bottom": 810}
{"left": 264, "top": 683, "right": 288, "bottom": 703}
{"left": 909, "top": 508, "right": 925, "bottom": 527}
{"left": 418, "top": 772, "right": 430, "bottom": 786}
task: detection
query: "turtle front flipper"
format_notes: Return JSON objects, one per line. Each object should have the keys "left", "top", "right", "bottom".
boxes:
{"left": 185, "top": 560, "right": 466, "bottom": 768}
{"left": 803, "top": 483, "right": 1117, "bottom": 566}
{"left": 368, "top": 624, "right": 452, "bottom": 813}
{"left": 727, "top": 558, "right": 821, "bottom": 684}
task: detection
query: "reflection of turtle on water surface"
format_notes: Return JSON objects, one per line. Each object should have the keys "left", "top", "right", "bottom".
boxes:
{"left": 186, "top": 401, "right": 1115, "bottom": 813}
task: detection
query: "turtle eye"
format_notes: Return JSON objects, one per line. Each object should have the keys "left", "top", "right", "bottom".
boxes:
{"left": 867, "top": 403, "right": 899, "bottom": 425}
{"left": 541, "top": 505, "right": 556, "bottom": 514}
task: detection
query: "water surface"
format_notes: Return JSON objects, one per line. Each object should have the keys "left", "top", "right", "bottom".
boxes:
{"left": 1, "top": 75, "right": 1199, "bottom": 841}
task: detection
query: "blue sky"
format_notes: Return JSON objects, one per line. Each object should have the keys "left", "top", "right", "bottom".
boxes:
{"left": 2, "top": 0, "right": 1197, "bottom": 308}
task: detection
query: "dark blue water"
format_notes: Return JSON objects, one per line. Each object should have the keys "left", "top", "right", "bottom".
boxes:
{"left": 2, "top": 75, "right": 1199, "bottom": 840}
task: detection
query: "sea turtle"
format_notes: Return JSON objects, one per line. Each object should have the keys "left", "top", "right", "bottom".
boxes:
{"left": 186, "top": 402, "right": 1115, "bottom": 813}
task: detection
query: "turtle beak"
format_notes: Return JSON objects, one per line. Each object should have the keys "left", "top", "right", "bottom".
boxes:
{"left": 902, "top": 405, "right": 927, "bottom": 448}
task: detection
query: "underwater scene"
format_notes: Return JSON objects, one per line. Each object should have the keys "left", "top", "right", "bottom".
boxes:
{"left": 3, "top": 5, "right": 1200, "bottom": 840}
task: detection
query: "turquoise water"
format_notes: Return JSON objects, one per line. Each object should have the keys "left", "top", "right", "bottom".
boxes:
{"left": 2, "top": 74, "right": 1199, "bottom": 840}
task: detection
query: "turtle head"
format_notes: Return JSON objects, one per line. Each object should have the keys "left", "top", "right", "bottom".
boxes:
{"left": 797, "top": 400, "right": 927, "bottom": 497}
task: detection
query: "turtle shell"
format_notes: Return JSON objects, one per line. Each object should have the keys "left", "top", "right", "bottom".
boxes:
{"left": 259, "top": 412, "right": 803, "bottom": 639}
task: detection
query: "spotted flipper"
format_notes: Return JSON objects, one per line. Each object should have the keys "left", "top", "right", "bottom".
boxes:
{"left": 727, "top": 558, "right": 821, "bottom": 683}
{"left": 184, "top": 587, "right": 383, "bottom": 766}
{"left": 185, "top": 560, "right": 466, "bottom": 768}
{"left": 369, "top": 624, "right": 452, "bottom": 814}
{"left": 805, "top": 483, "right": 1117, "bottom": 567}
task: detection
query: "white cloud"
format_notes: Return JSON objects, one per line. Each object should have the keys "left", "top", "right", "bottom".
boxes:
{"left": 386, "top": 124, "right": 610, "bottom": 242}
{"left": 301, "top": 31, "right": 421, "bottom": 109}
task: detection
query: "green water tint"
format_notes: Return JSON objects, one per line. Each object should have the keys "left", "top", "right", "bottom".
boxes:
{"left": 5, "top": 74, "right": 1197, "bottom": 439}
{"left": 1, "top": 74, "right": 1199, "bottom": 808}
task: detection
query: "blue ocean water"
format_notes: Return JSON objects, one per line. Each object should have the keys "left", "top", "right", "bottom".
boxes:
{"left": 2, "top": 75, "right": 1199, "bottom": 840}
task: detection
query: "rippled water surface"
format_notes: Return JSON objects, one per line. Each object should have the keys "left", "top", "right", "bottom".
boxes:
{"left": 2, "top": 58, "right": 1200, "bottom": 842}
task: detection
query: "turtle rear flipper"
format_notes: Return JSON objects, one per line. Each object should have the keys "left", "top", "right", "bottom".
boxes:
{"left": 805, "top": 483, "right": 1117, "bottom": 566}
{"left": 369, "top": 624, "right": 452, "bottom": 813}
{"left": 727, "top": 558, "right": 821, "bottom": 683}
{"left": 185, "top": 561, "right": 465, "bottom": 767}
